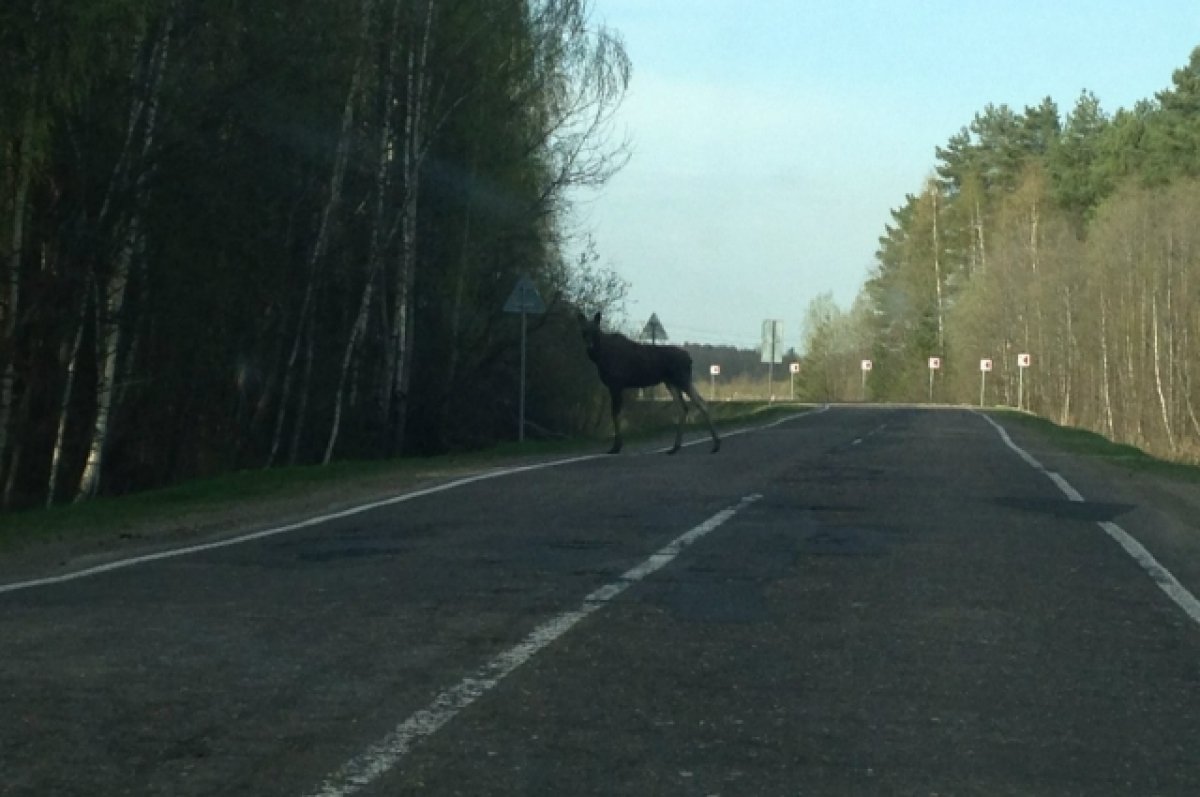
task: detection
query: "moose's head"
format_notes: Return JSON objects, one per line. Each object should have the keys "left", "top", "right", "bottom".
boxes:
{"left": 576, "top": 310, "right": 603, "bottom": 358}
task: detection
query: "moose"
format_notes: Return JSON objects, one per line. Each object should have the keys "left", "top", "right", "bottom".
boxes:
{"left": 577, "top": 311, "right": 721, "bottom": 455}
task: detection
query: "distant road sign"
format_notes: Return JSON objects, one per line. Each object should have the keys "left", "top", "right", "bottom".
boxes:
{"left": 642, "top": 313, "right": 667, "bottom": 343}
{"left": 980, "top": 358, "right": 993, "bottom": 372}
{"left": 861, "top": 359, "right": 873, "bottom": 371}
{"left": 929, "top": 357, "right": 941, "bottom": 370}
{"left": 760, "top": 319, "right": 783, "bottom": 364}
{"left": 789, "top": 362, "right": 800, "bottom": 374}
{"left": 502, "top": 275, "right": 545, "bottom": 315}
{"left": 1018, "top": 353, "right": 1032, "bottom": 368}
{"left": 710, "top": 364, "right": 720, "bottom": 376}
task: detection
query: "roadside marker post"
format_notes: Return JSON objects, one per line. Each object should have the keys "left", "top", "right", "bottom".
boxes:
{"left": 1017, "top": 353, "right": 1032, "bottom": 410}
{"left": 860, "top": 359, "right": 872, "bottom": 401}
{"left": 928, "top": 356, "right": 941, "bottom": 402}
{"left": 980, "top": 358, "right": 993, "bottom": 407}
{"left": 789, "top": 361, "right": 799, "bottom": 400}
{"left": 709, "top": 364, "right": 720, "bottom": 400}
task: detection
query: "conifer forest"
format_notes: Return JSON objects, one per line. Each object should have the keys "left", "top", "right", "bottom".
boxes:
{"left": 802, "top": 48, "right": 1200, "bottom": 465}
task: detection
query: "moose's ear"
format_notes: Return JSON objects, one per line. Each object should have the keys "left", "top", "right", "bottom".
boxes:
{"left": 592, "top": 311, "right": 602, "bottom": 326}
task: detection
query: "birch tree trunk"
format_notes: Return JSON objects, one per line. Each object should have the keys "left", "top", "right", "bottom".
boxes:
{"left": 1060, "top": 284, "right": 1074, "bottom": 425}
{"left": 1027, "top": 198, "right": 1046, "bottom": 414}
{"left": 1184, "top": 322, "right": 1200, "bottom": 442}
{"left": 0, "top": 87, "right": 39, "bottom": 488}
{"left": 930, "top": 184, "right": 944, "bottom": 352}
{"left": 974, "top": 197, "right": 987, "bottom": 274}
{"left": 383, "top": 0, "right": 435, "bottom": 456}
{"left": 1181, "top": 262, "right": 1200, "bottom": 444}
{"left": 324, "top": 271, "right": 374, "bottom": 464}
{"left": 266, "top": 1, "right": 370, "bottom": 467}
{"left": 76, "top": 11, "right": 173, "bottom": 500}
{"left": 47, "top": 289, "right": 89, "bottom": 505}
{"left": 1152, "top": 294, "right": 1176, "bottom": 454}
{"left": 443, "top": 174, "right": 476, "bottom": 407}
{"left": 324, "top": 0, "right": 399, "bottom": 465}
{"left": 1, "top": 389, "right": 31, "bottom": 508}
{"left": 1100, "top": 287, "right": 1116, "bottom": 438}
{"left": 287, "top": 317, "right": 316, "bottom": 465}
{"left": 0, "top": 0, "right": 46, "bottom": 493}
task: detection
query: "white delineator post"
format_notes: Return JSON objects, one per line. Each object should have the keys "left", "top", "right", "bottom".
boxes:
{"left": 980, "top": 358, "right": 993, "bottom": 407}
{"left": 1017, "top": 353, "right": 1032, "bottom": 410}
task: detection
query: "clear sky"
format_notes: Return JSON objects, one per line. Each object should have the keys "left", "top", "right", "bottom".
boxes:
{"left": 570, "top": 0, "right": 1200, "bottom": 349}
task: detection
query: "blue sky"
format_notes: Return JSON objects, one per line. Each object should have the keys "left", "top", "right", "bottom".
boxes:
{"left": 570, "top": 1, "right": 1200, "bottom": 348}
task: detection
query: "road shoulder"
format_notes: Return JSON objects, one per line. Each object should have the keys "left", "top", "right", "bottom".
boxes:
{"left": 990, "top": 413, "right": 1200, "bottom": 619}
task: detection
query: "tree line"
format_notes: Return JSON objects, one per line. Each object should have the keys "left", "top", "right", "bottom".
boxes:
{"left": 0, "top": 0, "right": 631, "bottom": 509}
{"left": 801, "top": 46, "right": 1200, "bottom": 463}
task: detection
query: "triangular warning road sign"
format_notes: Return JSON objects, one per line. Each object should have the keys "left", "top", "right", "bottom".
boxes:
{"left": 503, "top": 276, "right": 545, "bottom": 314}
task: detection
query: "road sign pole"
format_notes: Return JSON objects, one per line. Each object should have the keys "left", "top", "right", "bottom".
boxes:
{"left": 980, "top": 371, "right": 986, "bottom": 407}
{"left": 861, "top": 369, "right": 866, "bottom": 401}
{"left": 518, "top": 309, "right": 527, "bottom": 442}
{"left": 503, "top": 276, "right": 545, "bottom": 443}
{"left": 1018, "top": 366, "right": 1024, "bottom": 411}
{"left": 928, "top": 368, "right": 934, "bottom": 403}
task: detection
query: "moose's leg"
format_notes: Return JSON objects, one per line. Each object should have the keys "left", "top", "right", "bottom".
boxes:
{"left": 607, "top": 388, "right": 624, "bottom": 454}
{"left": 683, "top": 381, "right": 721, "bottom": 453}
{"left": 665, "top": 383, "right": 688, "bottom": 454}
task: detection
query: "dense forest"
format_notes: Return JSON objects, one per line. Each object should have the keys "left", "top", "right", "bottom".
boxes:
{"left": 10, "top": 8, "right": 1200, "bottom": 511}
{"left": 0, "top": 0, "right": 635, "bottom": 509}
{"left": 801, "top": 47, "right": 1200, "bottom": 463}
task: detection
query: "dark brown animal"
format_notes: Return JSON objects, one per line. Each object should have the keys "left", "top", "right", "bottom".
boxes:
{"left": 577, "top": 311, "right": 721, "bottom": 454}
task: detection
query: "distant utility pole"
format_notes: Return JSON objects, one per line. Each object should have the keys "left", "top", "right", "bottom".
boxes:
{"left": 760, "top": 319, "right": 782, "bottom": 401}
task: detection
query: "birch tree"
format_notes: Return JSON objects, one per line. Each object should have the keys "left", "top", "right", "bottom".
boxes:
{"left": 76, "top": 6, "right": 175, "bottom": 500}
{"left": 264, "top": 0, "right": 371, "bottom": 468}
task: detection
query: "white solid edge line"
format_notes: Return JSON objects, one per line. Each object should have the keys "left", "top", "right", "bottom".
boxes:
{"left": 975, "top": 410, "right": 1200, "bottom": 629}
{"left": 0, "top": 454, "right": 604, "bottom": 595}
{"left": 2, "top": 409, "right": 824, "bottom": 595}
{"left": 305, "top": 493, "right": 763, "bottom": 797}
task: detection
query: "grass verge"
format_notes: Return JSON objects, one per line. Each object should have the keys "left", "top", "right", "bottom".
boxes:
{"left": 0, "top": 401, "right": 815, "bottom": 553}
{"left": 987, "top": 408, "right": 1200, "bottom": 482}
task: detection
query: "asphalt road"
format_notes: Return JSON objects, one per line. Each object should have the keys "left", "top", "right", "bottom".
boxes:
{"left": 5, "top": 407, "right": 1200, "bottom": 796}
